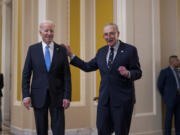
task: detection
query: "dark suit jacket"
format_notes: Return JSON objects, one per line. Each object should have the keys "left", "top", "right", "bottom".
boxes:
{"left": 157, "top": 67, "right": 177, "bottom": 107}
{"left": 22, "top": 42, "right": 72, "bottom": 108}
{"left": 0, "top": 73, "right": 4, "bottom": 97}
{"left": 71, "top": 41, "right": 142, "bottom": 106}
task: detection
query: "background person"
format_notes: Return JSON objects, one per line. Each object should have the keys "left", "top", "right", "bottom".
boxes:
{"left": 157, "top": 55, "right": 180, "bottom": 135}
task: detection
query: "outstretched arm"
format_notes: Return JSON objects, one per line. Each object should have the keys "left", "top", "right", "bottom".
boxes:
{"left": 65, "top": 45, "right": 99, "bottom": 72}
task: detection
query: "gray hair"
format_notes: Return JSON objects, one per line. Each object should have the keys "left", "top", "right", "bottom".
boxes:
{"left": 104, "top": 23, "right": 119, "bottom": 32}
{"left": 39, "top": 20, "right": 55, "bottom": 31}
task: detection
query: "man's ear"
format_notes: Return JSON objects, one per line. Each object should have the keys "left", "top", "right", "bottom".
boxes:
{"left": 117, "top": 31, "right": 120, "bottom": 37}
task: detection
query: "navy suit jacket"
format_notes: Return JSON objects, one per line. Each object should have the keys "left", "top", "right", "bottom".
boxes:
{"left": 22, "top": 42, "right": 71, "bottom": 108}
{"left": 0, "top": 73, "right": 3, "bottom": 97}
{"left": 157, "top": 67, "right": 177, "bottom": 107}
{"left": 71, "top": 41, "right": 142, "bottom": 106}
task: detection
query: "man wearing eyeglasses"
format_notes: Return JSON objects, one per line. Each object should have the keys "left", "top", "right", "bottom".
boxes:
{"left": 65, "top": 23, "right": 142, "bottom": 135}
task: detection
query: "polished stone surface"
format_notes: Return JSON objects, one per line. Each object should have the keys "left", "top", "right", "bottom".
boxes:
{"left": 0, "top": 125, "right": 13, "bottom": 135}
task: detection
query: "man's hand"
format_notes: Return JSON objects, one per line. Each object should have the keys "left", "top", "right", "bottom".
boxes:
{"left": 62, "top": 99, "right": 70, "bottom": 109}
{"left": 118, "top": 66, "right": 130, "bottom": 78}
{"left": 63, "top": 45, "right": 73, "bottom": 57}
{"left": 23, "top": 97, "right": 32, "bottom": 110}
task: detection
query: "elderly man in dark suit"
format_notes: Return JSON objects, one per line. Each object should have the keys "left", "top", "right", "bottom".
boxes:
{"left": 157, "top": 55, "right": 180, "bottom": 135}
{"left": 65, "top": 23, "right": 142, "bottom": 135}
{"left": 0, "top": 73, "right": 3, "bottom": 131}
{"left": 22, "top": 20, "right": 72, "bottom": 135}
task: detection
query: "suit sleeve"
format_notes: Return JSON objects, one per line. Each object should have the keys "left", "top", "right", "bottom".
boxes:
{"left": 157, "top": 70, "right": 165, "bottom": 96}
{"left": 0, "top": 74, "right": 4, "bottom": 89}
{"left": 129, "top": 47, "right": 142, "bottom": 81}
{"left": 22, "top": 47, "right": 32, "bottom": 99}
{"left": 63, "top": 50, "right": 72, "bottom": 100}
{"left": 70, "top": 54, "right": 98, "bottom": 72}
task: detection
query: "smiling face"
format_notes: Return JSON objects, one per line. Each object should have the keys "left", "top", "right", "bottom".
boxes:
{"left": 169, "top": 56, "right": 180, "bottom": 69}
{"left": 40, "top": 22, "right": 55, "bottom": 44}
{"left": 103, "top": 25, "right": 119, "bottom": 47}
{"left": 173, "top": 58, "right": 180, "bottom": 69}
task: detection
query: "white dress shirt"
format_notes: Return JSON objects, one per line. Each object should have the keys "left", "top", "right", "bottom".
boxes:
{"left": 170, "top": 66, "right": 180, "bottom": 89}
{"left": 42, "top": 41, "right": 54, "bottom": 62}
{"left": 106, "top": 41, "right": 120, "bottom": 64}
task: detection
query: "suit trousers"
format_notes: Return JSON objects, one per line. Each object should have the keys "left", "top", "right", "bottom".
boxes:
{"left": 33, "top": 91, "right": 65, "bottom": 135}
{"left": 165, "top": 95, "right": 180, "bottom": 135}
{"left": 0, "top": 97, "right": 2, "bottom": 130}
{"left": 97, "top": 99, "right": 134, "bottom": 135}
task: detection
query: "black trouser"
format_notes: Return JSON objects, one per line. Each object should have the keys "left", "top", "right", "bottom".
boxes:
{"left": 33, "top": 92, "right": 65, "bottom": 135}
{"left": 164, "top": 95, "right": 180, "bottom": 135}
{"left": 97, "top": 100, "right": 134, "bottom": 135}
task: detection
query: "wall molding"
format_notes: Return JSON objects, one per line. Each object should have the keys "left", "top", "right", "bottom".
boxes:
{"left": 2, "top": 0, "right": 12, "bottom": 126}
{"left": 38, "top": 0, "right": 46, "bottom": 41}
{"left": 134, "top": 0, "right": 160, "bottom": 117}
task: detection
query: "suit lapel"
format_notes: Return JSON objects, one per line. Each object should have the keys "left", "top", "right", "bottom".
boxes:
{"left": 102, "top": 46, "right": 109, "bottom": 70}
{"left": 37, "top": 42, "right": 47, "bottom": 72}
{"left": 109, "top": 41, "right": 125, "bottom": 70}
{"left": 168, "top": 67, "right": 177, "bottom": 82}
{"left": 49, "top": 43, "right": 60, "bottom": 71}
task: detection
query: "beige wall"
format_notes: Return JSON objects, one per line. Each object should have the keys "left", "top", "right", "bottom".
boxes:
{"left": 125, "top": 0, "right": 162, "bottom": 134}
{"left": 160, "top": 0, "right": 180, "bottom": 67}
{"left": 11, "top": 0, "right": 38, "bottom": 130}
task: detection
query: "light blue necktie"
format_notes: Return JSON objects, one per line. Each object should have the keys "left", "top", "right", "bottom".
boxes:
{"left": 45, "top": 45, "right": 51, "bottom": 71}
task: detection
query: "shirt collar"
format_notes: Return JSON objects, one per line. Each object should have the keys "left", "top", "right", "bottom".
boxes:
{"left": 109, "top": 40, "right": 120, "bottom": 51}
{"left": 42, "top": 41, "right": 54, "bottom": 48}
{"left": 170, "top": 66, "right": 177, "bottom": 71}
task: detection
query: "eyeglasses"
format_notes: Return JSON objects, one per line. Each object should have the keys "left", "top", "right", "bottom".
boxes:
{"left": 103, "top": 32, "right": 117, "bottom": 37}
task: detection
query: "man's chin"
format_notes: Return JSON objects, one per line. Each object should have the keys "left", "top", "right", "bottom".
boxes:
{"left": 107, "top": 44, "right": 114, "bottom": 47}
{"left": 46, "top": 40, "right": 53, "bottom": 44}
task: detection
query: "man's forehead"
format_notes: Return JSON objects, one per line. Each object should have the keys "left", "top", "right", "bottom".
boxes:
{"left": 41, "top": 23, "right": 54, "bottom": 29}
{"left": 104, "top": 25, "right": 116, "bottom": 32}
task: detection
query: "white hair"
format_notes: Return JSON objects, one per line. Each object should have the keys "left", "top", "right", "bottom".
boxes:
{"left": 39, "top": 20, "right": 55, "bottom": 32}
{"left": 104, "top": 23, "right": 119, "bottom": 32}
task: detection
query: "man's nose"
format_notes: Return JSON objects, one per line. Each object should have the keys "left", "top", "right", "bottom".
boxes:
{"left": 47, "top": 31, "right": 52, "bottom": 34}
{"left": 106, "top": 33, "right": 111, "bottom": 39}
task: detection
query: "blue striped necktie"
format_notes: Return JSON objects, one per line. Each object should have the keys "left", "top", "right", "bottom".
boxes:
{"left": 45, "top": 45, "right": 51, "bottom": 71}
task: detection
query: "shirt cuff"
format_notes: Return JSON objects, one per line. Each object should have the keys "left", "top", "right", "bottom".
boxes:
{"left": 127, "top": 71, "right": 131, "bottom": 79}
{"left": 70, "top": 54, "right": 75, "bottom": 60}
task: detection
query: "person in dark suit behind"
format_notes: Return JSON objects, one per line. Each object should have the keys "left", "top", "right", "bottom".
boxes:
{"left": 22, "top": 20, "right": 72, "bottom": 135}
{"left": 157, "top": 55, "right": 180, "bottom": 135}
{"left": 0, "top": 73, "right": 4, "bottom": 131}
{"left": 65, "top": 23, "right": 142, "bottom": 135}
